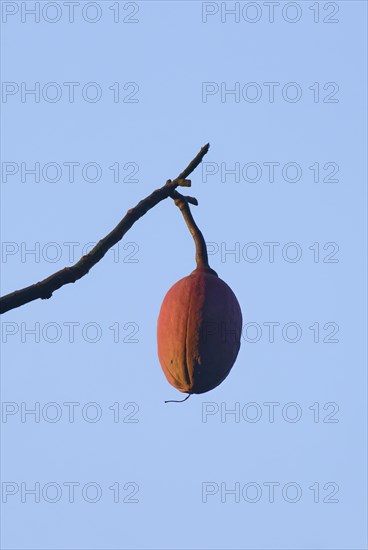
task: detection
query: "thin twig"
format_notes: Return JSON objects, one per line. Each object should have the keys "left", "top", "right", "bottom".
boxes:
{"left": 173, "top": 195, "right": 217, "bottom": 276}
{"left": 0, "top": 143, "right": 210, "bottom": 314}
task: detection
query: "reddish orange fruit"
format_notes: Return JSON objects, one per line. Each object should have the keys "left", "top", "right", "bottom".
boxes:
{"left": 157, "top": 267, "right": 242, "bottom": 395}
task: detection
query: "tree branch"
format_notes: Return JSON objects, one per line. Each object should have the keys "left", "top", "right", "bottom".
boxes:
{"left": 0, "top": 143, "right": 210, "bottom": 314}
{"left": 173, "top": 196, "right": 217, "bottom": 276}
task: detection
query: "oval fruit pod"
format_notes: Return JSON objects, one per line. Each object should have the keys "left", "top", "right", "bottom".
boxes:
{"left": 157, "top": 268, "right": 242, "bottom": 395}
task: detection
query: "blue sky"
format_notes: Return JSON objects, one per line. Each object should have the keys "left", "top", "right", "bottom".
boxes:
{"left": 1, "top": 1, "right": 367, "bottom": 549}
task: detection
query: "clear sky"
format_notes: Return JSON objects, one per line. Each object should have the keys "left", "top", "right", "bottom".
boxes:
{"left": 1, "top": 1, "right": 367, "bottom": 549}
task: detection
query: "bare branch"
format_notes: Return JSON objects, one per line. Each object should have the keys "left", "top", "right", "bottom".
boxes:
{"left": 173, "top": 195, "right": 217, "bottom": 277}
{"left": 0, "top": 143, "right": 210, "bottom": 314}
{"left": 169, "top": 190, "right": 198, "bottom": 206}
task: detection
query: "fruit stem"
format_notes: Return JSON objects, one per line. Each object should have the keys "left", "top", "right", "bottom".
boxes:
{"left": 174, "top": 198, "right": 217, "bottom": 275}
